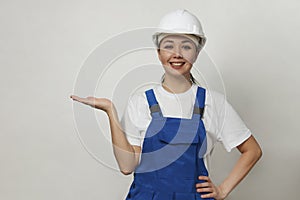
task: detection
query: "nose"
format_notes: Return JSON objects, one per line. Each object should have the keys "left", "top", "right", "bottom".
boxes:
{"left": 172, "top": 47, "right": 183, "bottom": 58}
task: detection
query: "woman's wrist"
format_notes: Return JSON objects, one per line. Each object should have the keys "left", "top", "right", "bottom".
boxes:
{"left": 217, "top": 184, "right": 229, "bottom": 199}
{"left": 105, "top": 102, "right": 116, "bottom": 116}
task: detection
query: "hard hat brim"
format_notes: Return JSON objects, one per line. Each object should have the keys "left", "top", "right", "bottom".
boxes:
{"left": 152, "top": 31, "right": 207, "bottom": 50}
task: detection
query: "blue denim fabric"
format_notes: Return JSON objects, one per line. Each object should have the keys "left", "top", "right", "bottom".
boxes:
{"left": 125, "top": 86, "right": 214, "bottom": 200}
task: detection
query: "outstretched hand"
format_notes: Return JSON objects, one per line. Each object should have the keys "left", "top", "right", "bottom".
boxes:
{"left": 196, "top": 176, "right": 227, "bottom": 200}
{"left": 70, "top": 95, "right": 113, "bottom": 113}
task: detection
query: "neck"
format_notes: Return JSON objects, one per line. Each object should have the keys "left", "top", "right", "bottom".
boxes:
{"left": 162, "top": 74, "right": 193, "bottom": 94}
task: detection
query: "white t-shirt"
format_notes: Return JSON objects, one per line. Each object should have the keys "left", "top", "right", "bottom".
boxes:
{"left": 120, "top": 83, "right": 251, "bottom": 170}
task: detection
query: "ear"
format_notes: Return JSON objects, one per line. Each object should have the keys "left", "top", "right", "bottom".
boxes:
{"left": 157, "top": 48, "right": 162, "bottom": 61}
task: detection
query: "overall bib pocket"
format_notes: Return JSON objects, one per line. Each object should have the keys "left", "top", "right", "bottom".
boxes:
{"left": 156, "top": 128, "right": 200, "bottom": 180}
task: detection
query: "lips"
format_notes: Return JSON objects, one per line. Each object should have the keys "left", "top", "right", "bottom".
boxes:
{"left": 169, "top": 62, "right": 185, "bottom": 69}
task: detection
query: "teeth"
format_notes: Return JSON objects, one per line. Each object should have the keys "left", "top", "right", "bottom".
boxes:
{"left": 171, "top": 62, "right": 184, "bottom": 66}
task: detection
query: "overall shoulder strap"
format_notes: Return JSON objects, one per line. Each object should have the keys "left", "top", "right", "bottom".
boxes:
{"left": 145, "top": 89, "right": 161, "bottom": 114}
{"left": 193, "top": 86, "right": 206, "bottom": 118}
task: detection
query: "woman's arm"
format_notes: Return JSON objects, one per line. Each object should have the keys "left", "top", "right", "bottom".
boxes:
{"left": 196, "top": 135, "right": 262, "bottom": 199}
{"left": 70, "top": 95, "right": 141, "bottom": 175}
{"left": 218, "top": 135, "right": 262, "bottom": 198}
{"left": 107, "top": 103, "right": 141, "bottom": 175}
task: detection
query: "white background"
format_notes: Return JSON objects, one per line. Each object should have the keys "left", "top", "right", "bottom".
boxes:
{"left": 1, "top": 0, "right": 299, "bottom": 199}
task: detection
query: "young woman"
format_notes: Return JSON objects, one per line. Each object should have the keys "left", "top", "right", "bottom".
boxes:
{"left": 70, "top": 9, "right": 262, "bottom": 200}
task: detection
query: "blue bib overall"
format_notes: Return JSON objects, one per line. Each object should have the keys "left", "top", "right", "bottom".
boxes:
{"left": 125, "top": 86, "right": 214, "bottom": 200}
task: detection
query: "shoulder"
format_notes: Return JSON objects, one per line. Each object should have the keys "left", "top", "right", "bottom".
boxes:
{"left": 202, "top": 88, "right": 229, "bottom": 123}
{"left": 127, "top": 87, "right": 157, "bottom": 110}
{"left": 127, "top": 87, "right": 155, "bottom": 104}
{"left": 205, "top": 89, "right": 226, "bottom": 106}
{"left": 128, "top": 91, "right": 146, "bottom": 104}
{"left": 192, "top": 85, "right": 227, "bottom": 108}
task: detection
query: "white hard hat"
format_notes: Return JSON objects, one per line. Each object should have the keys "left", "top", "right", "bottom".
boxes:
{"left": 152, "top": 9, "right": 207, "bottom": 50}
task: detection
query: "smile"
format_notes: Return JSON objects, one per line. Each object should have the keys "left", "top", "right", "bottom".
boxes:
{"left": 170, "top": 62, "right": 185, "bottom": 69}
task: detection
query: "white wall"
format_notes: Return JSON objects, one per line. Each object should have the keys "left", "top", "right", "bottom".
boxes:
{"left": 1, "top": 0, "right": 299, "bottom": 199}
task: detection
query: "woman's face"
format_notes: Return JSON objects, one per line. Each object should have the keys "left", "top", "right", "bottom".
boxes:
{"left": 157, "top": 34, "right": 199, "bottom": 78}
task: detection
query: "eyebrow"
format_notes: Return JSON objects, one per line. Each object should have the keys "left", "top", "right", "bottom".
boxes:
{"left": 182, "top": 40, "right": 193, "bottom": 44}
{"left": 162, "top": 40, "right": 193, "bottom": 44}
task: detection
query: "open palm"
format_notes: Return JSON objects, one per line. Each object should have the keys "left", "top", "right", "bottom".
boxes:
{"left": 70, "top": 95, "right": 112, "bottom": 112}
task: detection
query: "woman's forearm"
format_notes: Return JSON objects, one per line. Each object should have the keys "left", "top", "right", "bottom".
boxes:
{"left": 106, "top": 105, "right": 140, "bottom": 175}
{"left": 69, "top": 95, "right": 140, "bottom": 174}
{"left": 218, "top": 136, "right": 262, "bottom": 198}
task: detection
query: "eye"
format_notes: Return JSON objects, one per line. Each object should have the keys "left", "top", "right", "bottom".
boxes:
{"left": 163, "top": 45, "right": 173, "bottom": 49}
{"left": 182, "top": 45, "right": 192, "bottom": 50}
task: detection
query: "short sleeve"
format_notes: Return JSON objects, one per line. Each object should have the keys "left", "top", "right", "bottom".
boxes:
{"left": 217, "top": 97, "right": 252, "bottom": 152}
{"left": 120, "top": 93, "right": 148, "bottom": 147}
